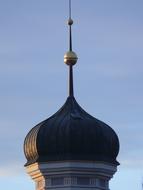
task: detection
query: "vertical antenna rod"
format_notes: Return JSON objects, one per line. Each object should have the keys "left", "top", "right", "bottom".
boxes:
{"left": 69, "top": 0, "right": 72, "bottom": 51}
{"left": 64, "top": 0, "right": 78, "bottom": 97}
{"left": 69, "top": 0, "right": 72, "bottom": 18}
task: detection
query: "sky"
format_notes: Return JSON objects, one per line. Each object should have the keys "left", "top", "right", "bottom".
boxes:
{"left": 0, "top": 0, "right": 143, "bottom": 189}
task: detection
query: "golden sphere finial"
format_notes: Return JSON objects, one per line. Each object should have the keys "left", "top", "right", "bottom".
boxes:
{"left": 64, "top": 51, "right": 78, "bottom": 66}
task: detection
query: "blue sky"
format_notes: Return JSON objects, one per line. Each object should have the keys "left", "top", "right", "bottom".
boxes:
{"left": 0, "top": 0, "right": 143, "bottom": 189}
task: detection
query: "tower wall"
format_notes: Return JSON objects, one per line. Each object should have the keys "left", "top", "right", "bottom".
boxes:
{"left": 26, "top": 161, "right": 117, "bottom": 190}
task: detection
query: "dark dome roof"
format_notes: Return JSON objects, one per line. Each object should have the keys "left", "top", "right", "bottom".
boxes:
{"left": 24, "top": 96, "right": 119, "bottom": 166}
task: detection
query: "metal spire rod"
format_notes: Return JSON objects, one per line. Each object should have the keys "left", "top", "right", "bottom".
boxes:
{"left": 69, "top": 0, "right": 72, "bottom": 19}
{"left": 69, "top": 0, "right": 73, "bottom": 96}
{"left": 64, "top": 0, "right": 78, "bottom": 97}
{"left": 69, "top": 23, "right": 72, "bottom": 51}
{"left": 69, "top": 0, "right": 73, "bottom": 51}
{"left": 69, "top": 64, "right": 74, "bottom": 97}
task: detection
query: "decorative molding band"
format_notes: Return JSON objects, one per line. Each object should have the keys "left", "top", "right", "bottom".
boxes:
{"left": 26, "top": 161, "right": 116, "bottom": 190}
{"left": 36, "top": 176, "right": 108, "bottom": 189}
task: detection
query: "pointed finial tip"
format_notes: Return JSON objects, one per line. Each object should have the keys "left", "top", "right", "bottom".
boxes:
{"left": 64, "top": 0, "right": 78, "bottom": 66}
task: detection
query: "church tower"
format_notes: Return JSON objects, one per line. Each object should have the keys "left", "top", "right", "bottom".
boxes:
{"left": 23, "top": 1, "right": 120, "bottom": 189}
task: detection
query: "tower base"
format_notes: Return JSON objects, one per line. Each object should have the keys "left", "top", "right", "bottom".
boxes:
{"left": 26, "top": 161, "right": 117, "bottom": 190}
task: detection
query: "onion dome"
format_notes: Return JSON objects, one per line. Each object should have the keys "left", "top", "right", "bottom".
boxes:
{"left": 24, "top": 3, "right": 119, "bottom": 166}
{"left": 24, "top": 96, "right": 119, "bottom": 166}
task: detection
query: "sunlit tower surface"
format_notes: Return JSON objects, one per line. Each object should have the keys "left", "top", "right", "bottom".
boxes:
{"left": 23, "top": 1, "right": 120, "bottom": 189}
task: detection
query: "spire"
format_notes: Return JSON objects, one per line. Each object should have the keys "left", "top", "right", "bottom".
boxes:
{"left": 69, "top": 0, "right": 72, "bottom": 51}
{"left": 64, "top": 0, "right": 78, "bottom": 97}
